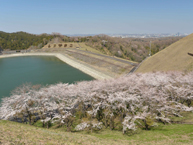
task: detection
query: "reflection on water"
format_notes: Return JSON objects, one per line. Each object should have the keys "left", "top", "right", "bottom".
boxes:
{"left": 38, "top": 56, "right": 62, "bottom": 62}
{"left": 0, "top": 56, "right": 94, "bottom": 102}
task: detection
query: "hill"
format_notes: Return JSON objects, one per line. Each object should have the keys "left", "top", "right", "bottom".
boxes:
{"left": 0, "top": 31, "right": 182, "bottom": 63}
{"left": 47, "top": 37, "right": 64, "bottom": 44}
{"left": 0, "top": 31, "right": 55, "bottom": 50}
{"left": 136, "top": 33, "right": 193, "bottom": 73}
{"left": 84, "top": 35, "right": 183, "bottom": 62}
{"left": 42, "top": 34, "right": 183, "bottom": 62}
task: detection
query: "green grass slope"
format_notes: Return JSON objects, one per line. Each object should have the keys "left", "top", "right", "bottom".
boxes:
{"left": 1, "top": 120, "right": 193, "bottom": 145}
{"left": 136, "top": 33, "right": 193, "bottom": 73}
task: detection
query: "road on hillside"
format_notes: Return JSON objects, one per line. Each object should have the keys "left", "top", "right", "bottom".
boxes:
{"left": 67, "top": 48, "right": 138, "bottom": 66}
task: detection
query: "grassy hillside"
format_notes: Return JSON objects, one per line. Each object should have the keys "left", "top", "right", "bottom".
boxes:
{"left": 136, "top": 33, "right": 193, "bottom": 73}
{"left": 1, "top": 120, "right": 193, "bottom": 145}
{"left": 42, "top": 41, "right": 103, "bottom": 54}
{"left": 78, "top": 42, "right": 104, "bottom": 54}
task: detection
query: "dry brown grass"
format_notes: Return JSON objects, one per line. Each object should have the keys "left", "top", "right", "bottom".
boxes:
{"left": 136, "top": 33, "right": 193, "bottom": 73}
{"left": 38, "top": 43, "right": 137, "bottom": 77}
{"left": 64, "top": 49, "right": 135, "bottom": 77}
{"left": 78, "top": 43, "right": 103, "bottom": 54}
{"left": 43, "top": 42, "right": 104, "bottom": 54}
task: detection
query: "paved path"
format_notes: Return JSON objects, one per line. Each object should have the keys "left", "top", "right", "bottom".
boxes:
{"left": 126, "top": 56, "right": 150, "bottom": 76}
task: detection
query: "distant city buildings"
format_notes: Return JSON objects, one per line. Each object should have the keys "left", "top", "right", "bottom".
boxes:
{"left": 65, "top": 33, "right": 189, "bottom": 38}
{"left": 109, "top": 33, "right": 189, "bottom": 38}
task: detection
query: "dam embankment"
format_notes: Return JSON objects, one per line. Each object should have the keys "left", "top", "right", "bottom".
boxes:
{"left": 0, "top": 53, "right": 112, "bottom": 80}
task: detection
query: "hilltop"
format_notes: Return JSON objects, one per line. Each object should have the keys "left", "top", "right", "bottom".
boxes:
{"left": 0, "top": 31, "right": 55, "bottom": 50}
{"left": 136, "top": 33, "right": 193, "bottom": 73}
{"left": 47, "top": 37, "right": 64, "bottom": 44}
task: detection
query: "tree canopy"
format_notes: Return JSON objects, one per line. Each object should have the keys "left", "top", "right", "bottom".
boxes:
{"left": 0, "top": 31, "right": 54, "bottom": 50}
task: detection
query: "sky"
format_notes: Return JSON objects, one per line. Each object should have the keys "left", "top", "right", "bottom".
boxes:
{"left": 0, "top": 0, "right": 193, "bottom": 34}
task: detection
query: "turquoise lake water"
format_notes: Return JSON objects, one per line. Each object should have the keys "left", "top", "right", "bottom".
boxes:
{"left": 0, "top": 56, "right": 93, "bottom": 103}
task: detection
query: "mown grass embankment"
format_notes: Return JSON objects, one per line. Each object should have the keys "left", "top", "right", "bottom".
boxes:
{"left": 78, "top": 43, "right": 104, "bottom": 54}
{"left": 136, "top": 33, "right": 193, "bottom": 73}
{"left": 1, "top": 120, "right": 193, "bottom": 145}
{"left": 64, "top": 49, "right": 135, "bottom": 76}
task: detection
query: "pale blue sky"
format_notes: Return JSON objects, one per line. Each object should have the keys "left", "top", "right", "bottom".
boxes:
{"left": 0, "top": 0, "right": 193, "bottom": 34}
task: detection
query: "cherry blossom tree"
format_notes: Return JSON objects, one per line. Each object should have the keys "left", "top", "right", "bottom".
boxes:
{"left": 1, "top": 71, "right": 193, "bottom": 134}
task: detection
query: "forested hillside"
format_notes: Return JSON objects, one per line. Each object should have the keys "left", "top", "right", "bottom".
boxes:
{"left": 0, "top": 31, "right": 183, "bottom": 63}
{"left": 0, "top": 31, "right": 55, "bottom": 50}
{"left": 83, "top": 35, "right": 183, "bottom": 62}
{"left": 47, "top": 34, "right": 183, "bottom": 62}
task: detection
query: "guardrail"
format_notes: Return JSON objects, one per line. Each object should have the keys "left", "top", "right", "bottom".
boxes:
{"left": 1, "top": 50, "right": 31, "bottom": 55}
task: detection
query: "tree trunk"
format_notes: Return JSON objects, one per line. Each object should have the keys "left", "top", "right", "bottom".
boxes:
{"left": 43, "top": 121, "right": 45, "bottom": 128}
{"left": 122, "top": 129, "right": 125, "bottom": 135}
{"left": 187, "top": 99, "right": 191, "bottom": 107}
{"left": 104, "top": 115, "right": 108, "bottom": 128}
{"left": 47, "top": 122, "right": 49, "bottom": 129}
{"left": 144, "top": 120, "right": 148, "bottom": 130}
{"left": 29, "top": 117, "right": 31, "bottom": 125}
{"left": 90, "top": 116, "right": 93, "bottom": 133}
{"left": 145, "top": 124, "right": 148, "bottom": 130}
{"left": 110, "top": 117, "right": 114, "bottom": 130}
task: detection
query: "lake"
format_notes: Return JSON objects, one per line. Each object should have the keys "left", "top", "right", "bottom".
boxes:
{"left": 0, "top": 56, "right": 94, "bottom": 102}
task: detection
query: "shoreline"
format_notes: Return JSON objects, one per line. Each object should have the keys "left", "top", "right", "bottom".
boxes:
{"left": 0, "top": 53, "right": 112, "bottom": 80}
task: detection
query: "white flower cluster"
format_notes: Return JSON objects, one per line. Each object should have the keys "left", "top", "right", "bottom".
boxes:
{"left": 75, "top": 121, "right": 103, "bottom": 131}
{"left": 75, "top": 122, "right": 90, "bottom": 131}
{"left": 92, "top": 122, "right": 103, "bottom": 129}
